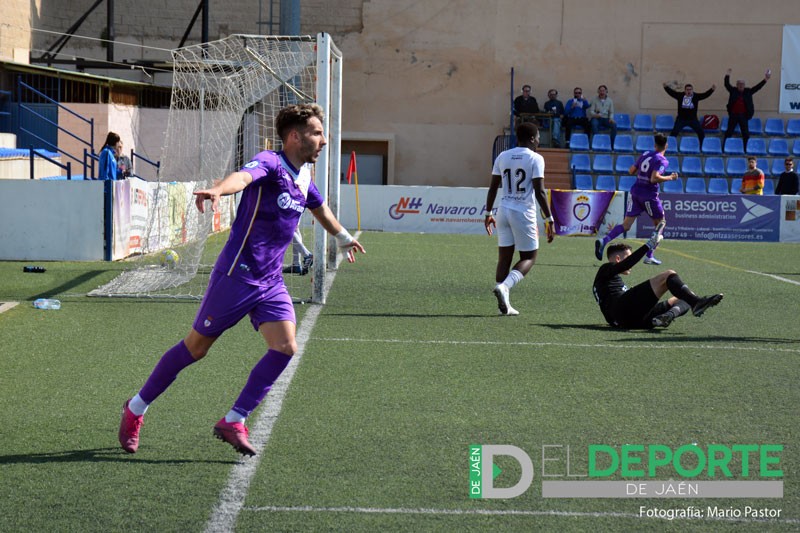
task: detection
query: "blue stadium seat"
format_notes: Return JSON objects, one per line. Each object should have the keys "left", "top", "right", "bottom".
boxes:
{"left": 614, "top": 113, "right": 631, "bottom": 131}
{"left": 763, "top": 179, "right": 775, "bottom": 195}
{"left": 570, "top": 153, "right": 592, "bottom": 173}
{"left": 662, "top": 177, "right": 684, "bottom": 193}
{"left": 768, "top": 138, "right": 790, "bottom": 157}
{"left": 746, "top": 138, "right": 767, "bottom": 155}
{"left": 635, "top": 135, "right": 655, "bottom": 152}
{"left": 684, "top": 177, "right": 707, "bottom": 194}
{"left": 618, "top": 175, "right": 636, "bottom": 192}
{"left": 655, "top": 114, "right": 675, "bottom": 132}
{"left": 574, "top": 173, "right": 593, "bottom": 190}
{"left": 701, "top": 137, "right": 723, "bottom": 155}
{"left": 595, "top": 174, "right": 616, "bottom": 191}
{"left": 679, "top": 136, "right": 700, "bottom": 154}
{"left": 592, "top": 154, "right": 614, "bottom": 173}
{"left": 633, "top": 114, "right": 654, "bottom": 132}
{"left": 615, "top": 154, "right": 635, "bottom": 173}
{"left": 721, "top": 116, "right": 730, "bottom": 132}
{"left": 771, "top": 158, "right": 789, "bottom": 176}
{"left": 613, "top": 134, "right": 634, "bottom": 152}
{"left": 724, "top": 138, "right": 745, "bottom": 155}
{"left": 666, "top": 156, "right": 681, "bottom": 173}
{"left": 591, "top": 134, "right": 613, "bottom": 152}
{"left": 569, "top": 133, "right": 590, "bottom": 151}
{"left": 758, "top": 158, "right": 771, "bottom": 176}
{"left": 681, "top": 157, "right": 703, "bottom": 176}
{"left": 748, "top": 117, "right": 763, "bottom": 136}
{"left": 726, "top": 157, "right": 747, "bottom": 176}
{"left": 703, "top": 157, "right": 726, "bottom": 177}
{"left": 764, "top": 118, "right": 785, "bottom": 136}
{"left": 787, "top": 119, "right": 800, "bottom": 136}
{"left": 794, "top": 141, "right": 800, "bottom": 156}
{"left": 730, "top": 178, "right": 742, "bottom": 193}
{"left": 708, "top": 177, "right": 729, "bottom": 194}
{"left": 666, "top": 136, "right": 679, "bottom": 154}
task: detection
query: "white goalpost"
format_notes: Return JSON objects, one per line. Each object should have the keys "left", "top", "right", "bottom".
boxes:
{"left": 89, "top": 33, "right": 343, "bottom": 304}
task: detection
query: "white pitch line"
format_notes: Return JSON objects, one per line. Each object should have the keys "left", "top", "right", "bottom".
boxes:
{"left": 746, "top": 270, "right": 800, "bottom": 286}
{"left": 244, "top": 505, "right": 800, "bottom": 525}
{"left": 311, "top": 337, "right": 800, "bottom": 354}
{"left": 205, "top": 237, "right": 358, "bottom": 533}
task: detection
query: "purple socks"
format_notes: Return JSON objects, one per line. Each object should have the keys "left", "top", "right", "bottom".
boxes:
{"left": 603, "top": 224, "right": 626, "bottom": 246}
{"left": 231, "top": 349, "right": 292, "bottom": 418}
{"left": 138, "top": 340, "right": 197, "bottom": 404}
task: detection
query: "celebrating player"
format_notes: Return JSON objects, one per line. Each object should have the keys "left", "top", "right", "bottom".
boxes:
{"left": 118, "top": 103, "right": 365, "bottom": 456}
{"left": 593, "top": 234, "right": 723, "bottom": 329}
{"left": 595, "top": 133, "right": 677, "bottom": 265}
{"left": 484, "top": 121, "right": 555, "bottom": 316}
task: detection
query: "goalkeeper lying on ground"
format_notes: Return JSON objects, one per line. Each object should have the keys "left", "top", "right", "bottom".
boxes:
{"left": 592, "top": 232, "right": 723, "bottom": 329}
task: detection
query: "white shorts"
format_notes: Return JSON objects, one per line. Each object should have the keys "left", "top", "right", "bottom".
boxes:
{"left": 496, "top": 207, "right": 539, "bottom": 251}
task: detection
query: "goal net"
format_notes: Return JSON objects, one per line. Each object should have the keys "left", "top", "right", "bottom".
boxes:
{"left": 89, "top": 33, "right": 343, "bottom": 303}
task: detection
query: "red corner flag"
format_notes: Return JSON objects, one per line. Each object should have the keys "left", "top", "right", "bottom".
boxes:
{"left": 346, "top": 151, "right": 357, "bottom": 184}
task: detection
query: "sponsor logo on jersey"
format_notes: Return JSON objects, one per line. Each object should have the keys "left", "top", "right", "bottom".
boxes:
{"left": 244, "top": 161, "right": 259, "bottom": 169}
{"left": 277, "top": 192, "right": 304, "bottom": 213}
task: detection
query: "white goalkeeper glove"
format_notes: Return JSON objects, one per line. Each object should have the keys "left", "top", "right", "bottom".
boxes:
{"left": 646, "top": 232, "right": 663, "bottom": 251}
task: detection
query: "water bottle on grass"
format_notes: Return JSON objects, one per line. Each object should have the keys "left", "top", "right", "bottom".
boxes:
{"left": 33, "top": 299, "right": 61, "bottom": 310}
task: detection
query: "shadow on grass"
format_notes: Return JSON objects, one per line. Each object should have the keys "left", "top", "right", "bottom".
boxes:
{"left": 541, "top": 324, "right": 799, "bottom": 344}
{"left": 327, "top": 312, "right": 489, "bottom": 318}
{"left": 31, "top": 270, "right": 109, "bottom": 300}
{"left": 0, "top": 448, "right": 235, "bottom": 465}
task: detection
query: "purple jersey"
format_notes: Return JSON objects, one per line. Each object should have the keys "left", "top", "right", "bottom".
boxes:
{"left": 630, "top": 150, "right": 668, "bottom": 200}
{"left": 214, "top": 150, "right": 324, "bottom": 286}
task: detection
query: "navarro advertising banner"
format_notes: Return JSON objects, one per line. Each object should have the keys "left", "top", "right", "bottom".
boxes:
{"left": 635, "top": 193, "right": 782, "bottom": 242}
{"left": 550, "top": 189, "right": 617, "bottom": 236}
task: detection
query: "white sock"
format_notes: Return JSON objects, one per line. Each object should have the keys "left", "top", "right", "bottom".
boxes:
{"left": 502, "top": 269, "right": 524, "bottom": 290}
{"left": 128, "top": 394, "right": 149, "bottom": 416}
{"left": 225, "top": 410, "right": 246, "bottom": 424}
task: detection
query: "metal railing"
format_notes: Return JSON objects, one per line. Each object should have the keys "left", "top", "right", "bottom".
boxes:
{"left": 30, "top": 147, "right": 72, "bottom": 180}
{"left": 131, "top": 149, "right": 160, "bottom": 180}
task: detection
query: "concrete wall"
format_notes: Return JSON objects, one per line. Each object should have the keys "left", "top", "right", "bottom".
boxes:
{"left": 8, "top": 0, "right": 799, "bottom": 187}
{"left": 0, "top": 0, "right": 34, "bottom": 63}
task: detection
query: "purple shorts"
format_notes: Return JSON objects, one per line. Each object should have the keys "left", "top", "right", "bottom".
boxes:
{"left": 626, "top": 193, "right": 664, "bottom": 220}
{"left": 192, "top": 269, "right": 295, "bottom": 337}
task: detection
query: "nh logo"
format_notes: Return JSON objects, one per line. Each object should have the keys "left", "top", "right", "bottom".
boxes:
{"left": 389, "top": 197, "right": 423, "bottom": 219}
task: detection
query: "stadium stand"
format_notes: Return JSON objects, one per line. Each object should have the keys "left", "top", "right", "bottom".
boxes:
{"left": 655, "top": 114, "right": 675, "bottom": 132}
{"left": 701, "top": 137, "right": 723, "bottom": 155}
{"left": 763, "top": 179, "right": 775, "bottom": 195}
{"left": 615, "top": 154, "right": 635, "bottom": 173}
{"left": 724, "top": 138, "right": 745, "bottom": 155}
{"left": 681, "top": 157, "right": 703, "bottom": 176}
{"left": 759, "top": 158, "right": 771, "bottom": 176}
{"left": 749, "top": 117, "right": 763, "bottom": 136}
{"left": 592, "top": 154, "right": 614, "bottom": 173}
{"left": 591, "top": 134, "right": 612, "bottom": 152}
{"left": 635, "top": 135, "right": 655, "bottom": 152}
{"left": 633, "top": 114, "right": 654, "bottom": 132}
{"left": 708, "top": 177, "right": 729, "bottom": 194}
{"left": 704, "top": 157, "right": 726, "bottom": 177}
{"left": 595, "top": 174, "right": 616, "bottom": 191}
{"left": 574, "top": 173, "right": 593, "bottom": 190}
{"left": 685, "top": 177, "right": 707, "bottom": 194}
{"left": 570, "top": 153, "right": 592, "bottom": 173}
{"left": 679, "top": 136, "right": 700, "bottom": 154}
{"left": 771, "top": 158, "right": 787, "bottom": 176}
{"left": 614, "top": 113, "right": 631, "bottom": 131}
{"left": 662, "top": 177, "right": 684, "bottom": 193}
{"left": 787, "top": 118, "right": 800, "bottom": 136}
{"left": 764, "top": 117, "right": 785, "bottom": 136}
{"left": 618, "top": 175, "right": 636, "bottom": 192}
{"left": 726, "top": 157, "right": 747, "bottom": 175}
{"left": 570, "top": 133, "right": 590, "bottom": 151}
{"left": 746, "top": 138, "right": 767, "bottom": 155}
{"left": 666, "top": 136, "right": 679, "bottom": 154}
{"left": 768, "top": 138, "right": 790, "bottom": 157}
{"left": 730, "top": 177, "right": 742, "bottom": 192}
{"left": 793, "top": 141, "right": 800, "bottom": 156}
{"left": 613, "top": 134, "right": 634, "bottom": 152}
{"left": 666, "top": 156, "right": 681, "bottom": 173}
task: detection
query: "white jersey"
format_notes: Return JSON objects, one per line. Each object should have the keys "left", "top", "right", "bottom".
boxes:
{"left": 491, "top": 146, "right": 545, "bottom": 215}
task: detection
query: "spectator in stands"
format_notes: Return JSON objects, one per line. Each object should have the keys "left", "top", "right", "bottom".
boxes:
{"left": 775, "top": 157, "right": 799, "bottom": 195}
{"left": 740, "top": 156, "right": 765, "bottom": 195}
{"left": 588, "top": 84, "right": 617, "bottom": 145}
{"left": 663, "top": 81, "right": 715, "bottom": 146}
{"left": 98, "top": 132, "right": 122, "bottom": 180}
{"left": 117, "top": 144, "right": 132, "bottom": 179}
{"left": 513, "top": 84, "right": 540, "bottom": 129}
{"left": 723, "top": 68, "right": 771, "bottom": 149}
{"left": 564, "top": 87, "right": 591, "bottom": 147}
{"left": 542, "top": 89, "right": 565, "bottom": 148}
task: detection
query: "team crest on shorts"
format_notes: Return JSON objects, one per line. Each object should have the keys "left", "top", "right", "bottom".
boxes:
{"left": 204, "top": 316, "right": 213, "bottom": 327}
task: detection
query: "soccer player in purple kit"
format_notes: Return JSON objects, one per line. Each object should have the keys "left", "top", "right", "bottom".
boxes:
{"left": 118, "top": 103, "right": 365, "bottom": 456}
{"left": 594, "top": 133, "right": 677, "bottom": 265}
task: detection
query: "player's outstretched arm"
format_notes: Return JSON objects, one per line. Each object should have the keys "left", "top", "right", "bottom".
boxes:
{"left": 309, "top": 204, "right": 366, "bottom": 263}
{"left": 194, "top": 171, "right": 253, "bottom": 213}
